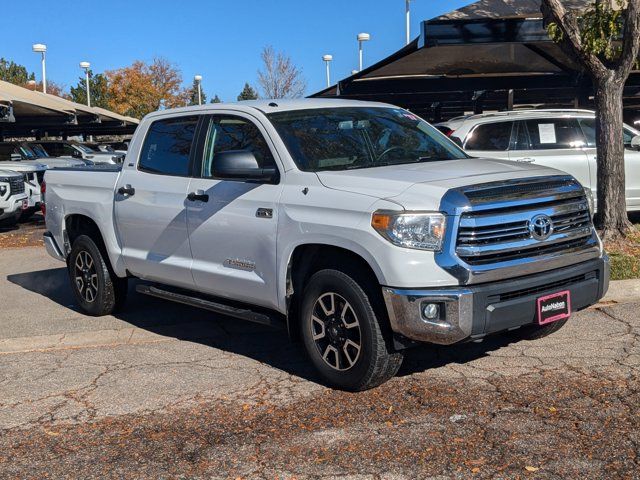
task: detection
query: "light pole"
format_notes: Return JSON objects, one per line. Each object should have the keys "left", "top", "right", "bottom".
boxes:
{"left": 405, "top": 0, "right": 412, "bottom": 45}
{"left": 357, "top": 33, "right": 370, "bottom": 71}
{"left": 32, "top": 44, "right": 47, "bottom": 93}
{"left": 79, "top": 61, "right": 91, "bottom": 107}
{"left": 322, "top": 54, "right": 333, "bottom": 87}
{"left": 194, "top": 75, "right": 202, "bottom": 105}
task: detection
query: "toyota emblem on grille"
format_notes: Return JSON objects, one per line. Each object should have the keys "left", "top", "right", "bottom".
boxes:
{"left": 529, "top": 214, "right": 554, "bottom": 240}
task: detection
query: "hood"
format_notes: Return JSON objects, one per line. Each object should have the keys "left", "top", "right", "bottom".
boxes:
{"left": 316, "top": 158, "right": 567, "bottom": 210}
{"left": 0, "top": 169, "right": 23, "bottom": 178}
{"left": 36, "top": 157, "right": 86, "bottom": 168}
{"left": 0, "top": 160, "right": 47, "bottom": 172}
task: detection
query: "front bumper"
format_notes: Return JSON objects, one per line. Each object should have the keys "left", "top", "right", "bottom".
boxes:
{"left": 383, "top": 256, "right": 609, "bottom": 345}
{"left": 0, "top": 195, "right": 28, "bottom": 221}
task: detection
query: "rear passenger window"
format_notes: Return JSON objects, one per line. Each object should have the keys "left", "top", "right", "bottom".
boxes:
{"left": 464, "top": 122, "right": 513, "bottom": 151}
{"left": 523, "top": 119, "right": 585, "bottom": 150}
{"left": 139, "top": 116, "right": 198, "bottom": 176}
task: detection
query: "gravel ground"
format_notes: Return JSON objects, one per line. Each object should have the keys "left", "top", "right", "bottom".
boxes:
{"left": 0, "top": 247, "right": 638, "bottom": 479}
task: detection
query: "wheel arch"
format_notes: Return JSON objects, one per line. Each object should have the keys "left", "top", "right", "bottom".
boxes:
{"left": 283, "top": 242, "right": 387, "bottom": 340}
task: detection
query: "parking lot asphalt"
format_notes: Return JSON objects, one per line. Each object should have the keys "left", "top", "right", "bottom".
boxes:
{"left": 1, "top": 246, "right": 639, "bottom": 479}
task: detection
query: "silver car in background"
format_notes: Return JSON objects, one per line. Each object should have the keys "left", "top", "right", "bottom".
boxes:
{"left": 436, "top": 109, "right": 640, "bottom": 211}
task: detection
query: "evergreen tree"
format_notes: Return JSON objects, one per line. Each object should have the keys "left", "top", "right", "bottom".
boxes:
{"left": 210, "top": 94, "right": 222, "bottom": 103}
{"left": 237, "top": 82, "right": 259, "bottom": 101}
{"left": 188, "top": 78, "right": 207, "bottom": 105}
{"left": 0, "top": 58, "right": 35, "bottom": 86}
{"left": 69, "top": 71, "right": 110, "bottom": 108}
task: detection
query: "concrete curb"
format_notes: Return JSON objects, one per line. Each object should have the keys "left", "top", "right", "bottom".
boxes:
{"left": 600, "top": 278, "right": 640, "bottom": 305}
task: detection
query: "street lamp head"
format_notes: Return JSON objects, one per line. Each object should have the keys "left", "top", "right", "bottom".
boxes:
{"left": 194, "top": 75, "right": 202, "bottom": 82}
{"left": 322, "top": 54, "right": 333, "bottom": 62}
{"left": 79, "top": 61, "right": 91, "bottom": 70}
{"left": 357, "top": 33, "right": 370, "bottom": 42}
{"left": 32, "top": 43, "right": 47, "bottom": 53}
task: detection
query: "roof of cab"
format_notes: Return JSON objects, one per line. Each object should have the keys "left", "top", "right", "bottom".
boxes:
{"left": 144, "top": 98, "right": 397, "bottom": 120}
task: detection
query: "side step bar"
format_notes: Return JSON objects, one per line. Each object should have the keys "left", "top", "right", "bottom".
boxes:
{"left": 136, "top": 284, "right": 284, "bottom": 329}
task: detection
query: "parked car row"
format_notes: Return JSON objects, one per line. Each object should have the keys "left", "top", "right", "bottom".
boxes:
{"left": 435, "top": 109, "right": 640, "bottom": 211}
{"left": 0, "top": 138, "right": 129, "bottom": 226}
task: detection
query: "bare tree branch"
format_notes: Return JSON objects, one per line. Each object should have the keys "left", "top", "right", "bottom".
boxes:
{"left": 541, "top": 0, "right": 609, "bottom": 77}
{"left": 617, "top": 0, "right": 640, "bottom": 79}
{"left": 257, "top": 46, "right": 306, "bottom": 99}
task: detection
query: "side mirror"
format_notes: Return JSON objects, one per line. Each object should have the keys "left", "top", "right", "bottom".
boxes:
{"left": 631, "top": 135, "right": 640, "bottom": 151}
{"left": 212, "top": 150, "right": 278, "bottom": 183}
{"left": 10, "top": 153, "right": 21, "bottom": 161}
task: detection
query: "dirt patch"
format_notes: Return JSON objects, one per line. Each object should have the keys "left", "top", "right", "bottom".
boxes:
{"left": 1, "top": 372, "right": 637, "bottom": 479}
{"left": 0, "top": 214, "right": 45, "bottom": 249}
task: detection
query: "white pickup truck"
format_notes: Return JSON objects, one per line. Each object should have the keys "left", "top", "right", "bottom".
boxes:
{"left": 43, "top": 99, "right": 609, "bottom": 390}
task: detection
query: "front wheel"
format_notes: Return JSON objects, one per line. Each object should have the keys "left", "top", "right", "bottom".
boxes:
{"left": 68, "top": 235, "right": 128, "bottom": 316}
{"left": 300, "top": 269, "right": 403, "bottom": 391}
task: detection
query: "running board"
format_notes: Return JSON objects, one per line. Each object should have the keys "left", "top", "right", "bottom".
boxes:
{"left": 136, "top": 284, "right": 284, "bottom": 329}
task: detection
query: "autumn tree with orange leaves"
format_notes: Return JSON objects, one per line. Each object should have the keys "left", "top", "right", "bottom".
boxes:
{"left": 106, "top": 58, "right": 188, "bottom": 119}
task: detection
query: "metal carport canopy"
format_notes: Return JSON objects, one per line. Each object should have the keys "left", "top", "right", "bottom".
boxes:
{"left": 0, "top": 79, "right": 139, "bottom": 138}
{"left": 311, "top": 0, "right": 640, "bottom": 121}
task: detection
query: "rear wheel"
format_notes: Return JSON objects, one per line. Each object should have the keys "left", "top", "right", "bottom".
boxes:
{"left": 68, "top": 235, "right": 127, "bottom": 316}
{"left": 300, "top": 269, "right": 403, "bottom": 391}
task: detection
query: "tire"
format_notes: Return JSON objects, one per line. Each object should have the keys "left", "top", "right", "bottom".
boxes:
{"left": 0, "top": 216, "right": 18, "bottom": 228}
{"left": 510, "top": 319, "right": 568, "bottom": 340}
{"left": 68, "top": 235, "right": 128, "bottom": 316}
{"left": 300, "top": 269, "right": 403, "bottom": 391}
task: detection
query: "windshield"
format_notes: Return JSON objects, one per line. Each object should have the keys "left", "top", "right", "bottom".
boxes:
{"left": 76, "top": 144, "right": 96, "bottom": 154}
{"left": 29, "top": 144, "right": 50, "bottom": 158}
{"left": 267, "top": 107, "right": 467, "bottom": 172}
{"left": 19, "top": 146, "right": 38, "bottom": 160}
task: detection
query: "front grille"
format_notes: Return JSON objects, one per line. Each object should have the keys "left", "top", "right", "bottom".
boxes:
{"left": 494, "top": 271, "right": 597, "bottom": 302}
{"left": 9, "top": 177, "right": 24, "bottom": 195}
{"left": 456, "top": 187, "right": 594, "bottom": 265}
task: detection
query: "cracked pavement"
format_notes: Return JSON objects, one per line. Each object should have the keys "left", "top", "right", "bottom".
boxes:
{"left": 1, "top": 247, "right": 639, "bottom": 478}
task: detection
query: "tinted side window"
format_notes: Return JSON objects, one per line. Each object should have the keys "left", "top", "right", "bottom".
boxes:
{"left": 464, "top": 122, "right": 513, "bottom": 151}
{"left": 513, "top": 121, "right": 531, "bottom": 150}
{"left": 524, "top": 119, "right": 585, "bottom": 150}
{"left": 201, "top": 116, "right": 275, "bottom": 178}
{"left": 139, "top": 116, "right": 198, "bottom": 176}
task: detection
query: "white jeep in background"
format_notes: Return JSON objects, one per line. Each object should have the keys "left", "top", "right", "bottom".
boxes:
{"left": 436, "top": 109, "right": 640, "bottom": 210}
{"left": 42, "top": 99, "right": 609, "bottom": 390}
{"left": 0, "top": 169, "right": 28, "bottom": 226}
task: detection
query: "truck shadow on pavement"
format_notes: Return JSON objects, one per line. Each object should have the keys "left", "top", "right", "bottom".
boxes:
{"left": 8, "top": 267, "right": 519, "bottom": 385}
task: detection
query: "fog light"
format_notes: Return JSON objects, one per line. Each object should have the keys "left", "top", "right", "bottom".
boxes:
{"left": 422, "top": 302, "right": 440, "bottom": 320}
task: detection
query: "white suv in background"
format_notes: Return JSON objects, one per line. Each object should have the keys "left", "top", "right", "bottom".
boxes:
{"left": 0, "top": 169, "right": 28, "bottom": 226}
{"left": 436, "top": 110, "right": 640, "bottom": 211}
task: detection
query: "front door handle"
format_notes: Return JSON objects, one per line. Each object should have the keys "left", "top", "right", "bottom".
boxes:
{"left": 187, "top": 190, "right": 209, "bottom": 202}
{"left": 515, "top": 157, "right": 535, "bottom": 163}
{"left": 117, "top": 184, "right": 135, "bottom": 196}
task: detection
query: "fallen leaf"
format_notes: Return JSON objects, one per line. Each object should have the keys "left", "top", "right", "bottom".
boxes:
{"left": 471, "top": 467, "right": 481, "bottom": 473}
{"left": 549, "top": 406, "right": 557, "bottom": 413}
{"left": 525, "top": 466, "right": 540, "bottom": 472}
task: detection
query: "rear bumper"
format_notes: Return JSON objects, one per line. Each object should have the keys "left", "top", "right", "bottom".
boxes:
{"left": 383, "top": 256, "right": 609, "bottom": 345}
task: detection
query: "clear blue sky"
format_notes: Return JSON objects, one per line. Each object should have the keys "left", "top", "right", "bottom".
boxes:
{"left": 5, "top": 0, "right": 472, "bottom": 101}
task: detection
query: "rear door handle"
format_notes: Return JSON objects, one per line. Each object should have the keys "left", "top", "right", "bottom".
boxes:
{"left": 187, "top": 190, "right": 209, "bottom": 202}
{"left": 117, "top": 184, "right": 135, "bottom": 196}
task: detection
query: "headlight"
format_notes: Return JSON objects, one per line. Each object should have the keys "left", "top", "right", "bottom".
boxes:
{"left": 372, "top": 211, "right": 446, "bottom": 251}
{"left": 583, "top": 187, "right": 595, "bottom": 217}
